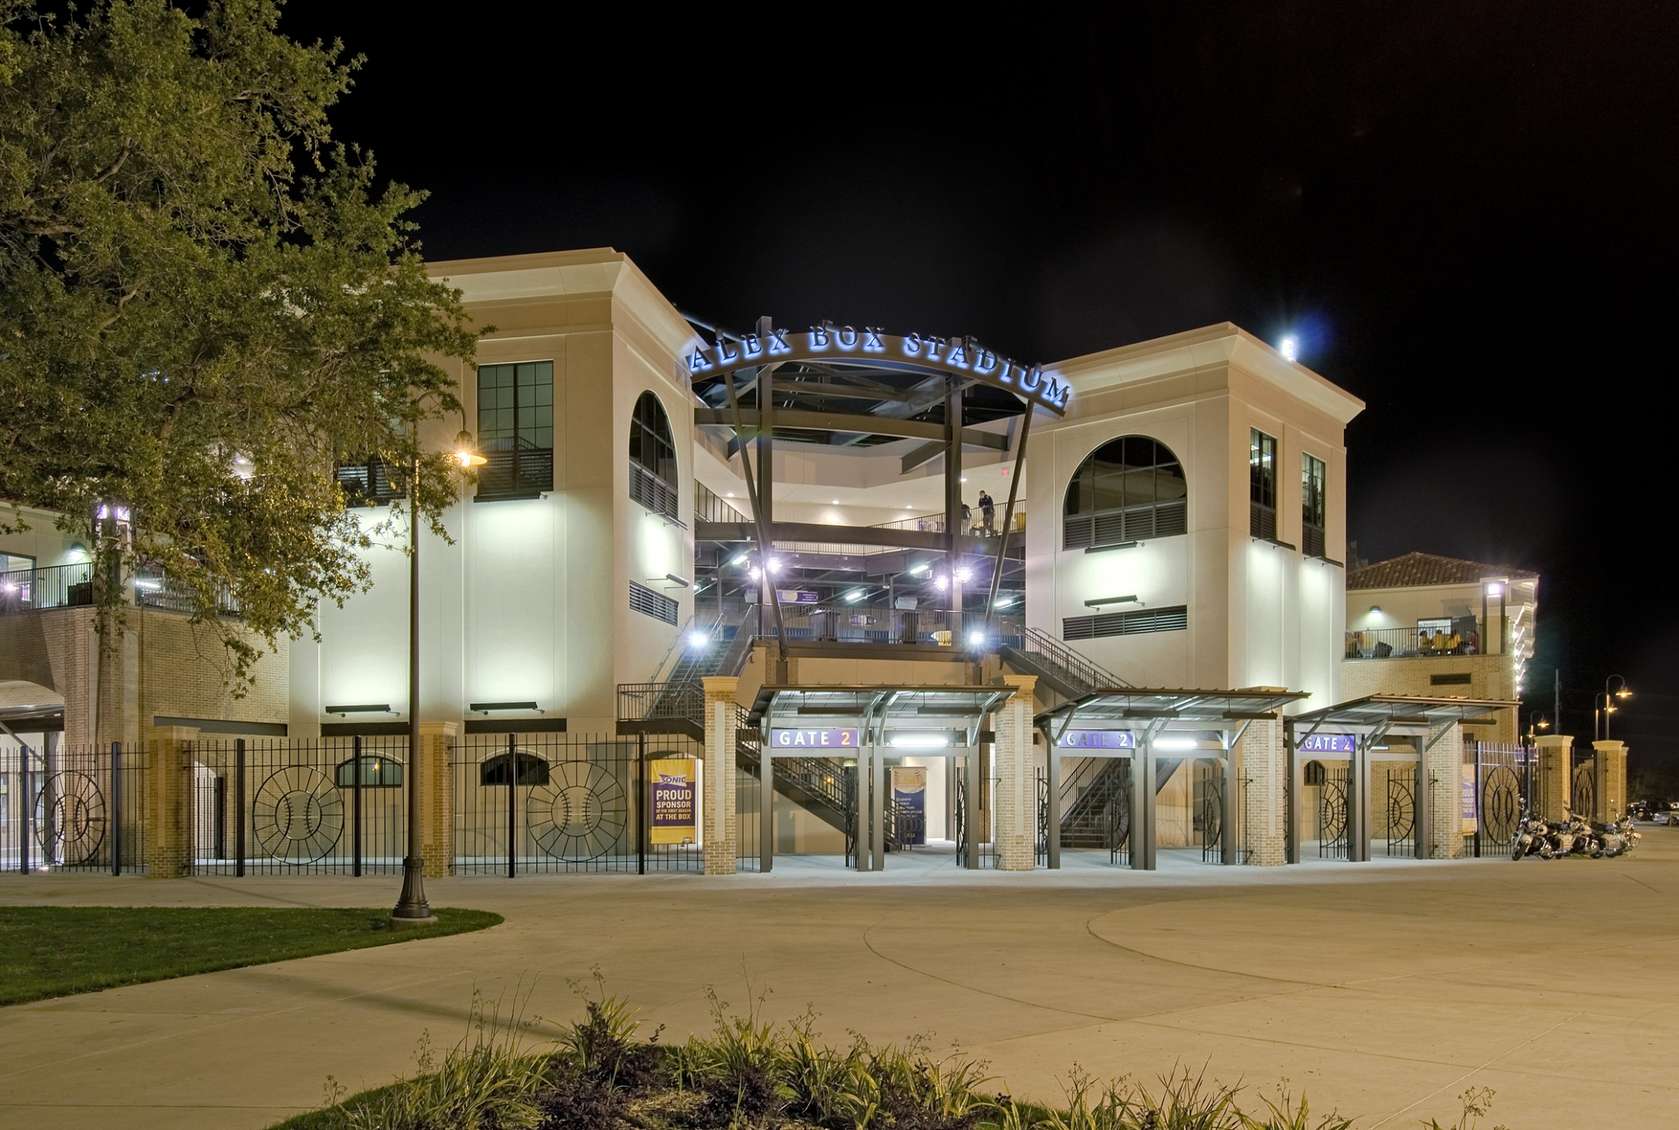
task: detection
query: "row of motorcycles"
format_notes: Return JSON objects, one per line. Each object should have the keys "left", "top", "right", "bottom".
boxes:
{"left": 1512, "top": 810, "right": 1641, "bottom": 860}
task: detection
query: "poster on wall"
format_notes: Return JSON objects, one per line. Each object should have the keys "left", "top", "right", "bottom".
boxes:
{"left": 1460, "top": 762, "right": 1478, "bottom": 835}
{"left": 891, "top": 766, "right": 927, "bottom": 846}
{"left": 650, "top": 758, "right": 698, "bottom": 845}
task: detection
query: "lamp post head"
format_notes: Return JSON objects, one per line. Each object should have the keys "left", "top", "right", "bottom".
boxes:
{"left": 452, "top": 430, "right": 487, "bottom": 469}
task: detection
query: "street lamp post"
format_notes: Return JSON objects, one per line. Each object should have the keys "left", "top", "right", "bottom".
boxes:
{"left": 1599, "top": 674, "right": 1631, "bottom": 742}
{"left": 392, "top": 429, "right": 485, "bottom": 927}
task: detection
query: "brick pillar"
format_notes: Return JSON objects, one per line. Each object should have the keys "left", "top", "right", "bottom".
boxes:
{"left": 418, "top": 721, "right": 456, "bottom": 878}
{"left": 701, "top": 677, "right": 739, "bottom": 875}
{"left": 1534, "top": 734, "right": 1572, "bottom": 822}
{"left": 1592, "top": 740, "right": 1628, "bottom": 821}
{"left": 144, "top": 725, "right": 198, "bottom": 878}
{"left": 1424, "top": 723, "right": 1465, "bottom": 860}
{"left": 991, "top": 675, "right": 1036, "bottom": 871}
{"left": 1238, "top": 718, "right": 1285, "bottom": 866}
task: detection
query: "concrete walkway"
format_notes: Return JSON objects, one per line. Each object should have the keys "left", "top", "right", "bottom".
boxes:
{"left": 2, "top": 837, "right": 1678, "bottom": 1129}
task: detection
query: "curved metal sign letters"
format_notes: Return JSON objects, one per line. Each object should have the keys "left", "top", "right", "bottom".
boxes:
{"left": 685, "top": 320, "right": 1071, "bottom": 416}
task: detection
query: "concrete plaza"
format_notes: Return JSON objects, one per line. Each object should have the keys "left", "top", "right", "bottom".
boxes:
{"left": 1, "top": 837, "right": 1676, "bottom": 1129}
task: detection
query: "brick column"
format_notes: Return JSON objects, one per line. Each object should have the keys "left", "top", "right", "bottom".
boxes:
{"left": 701, "top": 677, "right": 739, "bottom": 875}
{"left": 1424, "top": 723, "right": 1465, "bottom": 860}
{"left": 1238, "top": 718, "right": 1285, "bottom": 866}
{"left": 418, "top": 721, "right": 456, "bottom": 878}
{"left": 144, "top": 725, "right": 198, "bottom": 878}
{"left": 991, "top": 675, "right": 1036, "bottom": 871}
{"left": 1534, "top": 734, "right": 1572, "bottom": 822}
{"left": 1592, "top": 740, "right": 1628, "bottom": 821}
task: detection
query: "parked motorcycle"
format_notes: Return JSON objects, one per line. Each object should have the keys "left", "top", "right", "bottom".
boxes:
{"left": 1512, "top": 815, "right": 1554, "bottom": 860}
{"left": 1592, "top": 816, "right": 1641, "bottom": 858}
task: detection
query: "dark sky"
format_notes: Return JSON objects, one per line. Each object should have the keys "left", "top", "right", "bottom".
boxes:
{"left": 283, "top": 2, "right": 1679, "bottom": 769}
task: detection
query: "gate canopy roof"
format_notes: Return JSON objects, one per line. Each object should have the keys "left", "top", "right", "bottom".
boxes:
{"left": 1037, "top": 687, "right": 1309, "bottom": 732}
{"left": 747, "top": 684, "right": 1015, "bottom": 736}
{"left": 1288, "top": 694, "right": 1517, "bottom": 735}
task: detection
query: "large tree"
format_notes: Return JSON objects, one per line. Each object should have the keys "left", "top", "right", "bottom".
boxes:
{"left": 0, "top": 0, "right": 480, "bottom": 689}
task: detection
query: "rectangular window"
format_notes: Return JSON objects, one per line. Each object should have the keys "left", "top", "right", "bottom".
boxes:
{"left": 1062, "top": 604, "right": 1188, "bottom": 641}
{"left": 1301, "top": 452, "right": 1326, "bottom": 558}
{"left": 628, "top": 579, "right": 679, "bottom": 625}
{"left": 476, "top": 361, "right": 554, "bottom": 500}
{"left": 1249, "top": 429, "right": 1277, "bottom": 539}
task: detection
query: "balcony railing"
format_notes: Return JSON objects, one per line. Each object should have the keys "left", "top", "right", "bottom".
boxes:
{"left": 760, "top": 601, "right": 1022, "bottom": 648}
{"left": 476, "top": 440, "right": 553, "bottom": 502}
{"left": 1345, "top": 625, "right": 1483, "bottom": 660}
{"left": 695, "top": 481, "right": 748, "bottom": 524}
{"left": 0, "top": 562, "right": 95, "bottom": 613}
{"left": 133, "top": 568, "right": 242, "bottom": 618}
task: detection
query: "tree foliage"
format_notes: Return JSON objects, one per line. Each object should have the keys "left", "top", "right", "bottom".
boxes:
{"left": 0, "top": 0, "right": 480, "bottom": 688}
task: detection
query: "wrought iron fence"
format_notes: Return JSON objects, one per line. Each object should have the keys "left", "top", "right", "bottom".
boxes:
{"left": 1, "top": 741, "right": 146, "bottom": 874}
{"left": 451, "top": 731, "right": 706, "bottom": 875}
{"left": 1315, "top": 764, "right": 1350, "bottom": 859}
{"left": 134, "top": 567, "right": 243, "bottom": 617}
{"left": 187, "top": 736, "right": 408, "bottom": 875}
{"left": 1195, "top": 761, "right": 1223, "bottom": 863}
{"left": 0, "top": 561, "right": 96, "bottom": 613}
{"left": 1572, "top": 755, "right": 1597, "bottom": 822}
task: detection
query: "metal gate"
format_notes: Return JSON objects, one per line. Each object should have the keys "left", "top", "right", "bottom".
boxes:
{"left": 189, "top": 737, "right": 407, "bottom": 875}
{"left": 2, "top": 742, "right": 146, "bottom": 874}
{"left": 1107, "top": 759, "right": 1132, "bottom": 866}
{"left": 1473, "top": 742, "right": 1528, "bottom": 855}
{"left": 1194, "top": 761, "right": 1222, "bottom": 862}
{"left": 452, "top": 732, "right": 704, "bottom": 875}
{"left": 1572, "top": 756, "right": 1596, "bottom": 821}
{"left": 1382, "top": 765, "right": 1415, "bottom": 857}
{"left": 1314, "top": 763, "right": 1350, "bottom": 859}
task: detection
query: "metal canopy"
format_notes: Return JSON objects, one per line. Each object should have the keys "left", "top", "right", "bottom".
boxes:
{"left": 1288, "top": 694, "right": 1517, "bottom": 734}
{"left": 748, "top": 684, "right": 1015, "bottom": 729}
{"left": 1039, "top": 687, "right": 1309, "bottom": 731}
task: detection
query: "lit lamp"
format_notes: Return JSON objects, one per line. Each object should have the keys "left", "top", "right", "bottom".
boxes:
{"left": 393, "top": 427, "right": 484, "bottom": 928}
{"left": 1599, "top": 674, "right": 1631, "bottom": 741}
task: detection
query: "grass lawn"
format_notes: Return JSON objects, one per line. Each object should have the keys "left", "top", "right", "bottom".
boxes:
{"left": 0, "top": 906, "right": 501, "bottom": 1006}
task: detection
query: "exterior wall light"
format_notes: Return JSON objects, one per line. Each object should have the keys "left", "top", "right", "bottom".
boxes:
{"left": 909, "top": 563, "right": 931, "bottom": 577}
{"left": 687, "top": 631, "right": 710, "bottom": 650}
{"left": 325, "top": 703, "right": 395, "bottom": 716}
{"left": 965, "top": 628, "right": 988, "bottom": 649}
{"left": 1154, "top": 737, "right": 1198, "bottom": 751}
{"left": 1084, "top": 594, "right": 1140, "bottom": 608}
{"left": 954, "top": 565, "right": 973, "bottom": 583}
{"left": 843, "top": 589, "right": 866, "bottom": 603}
{"left": 730, "top": 552, "right": 749, "bottom": 567}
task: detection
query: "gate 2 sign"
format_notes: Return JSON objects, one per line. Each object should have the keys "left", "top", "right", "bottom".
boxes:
{"left": 1298, "top": 732, "right": 1356, "bottom": 755}
{"left": 770, "top": 727, "right": 859, "bottom": 750}
{"left": 684, "top": 321, "right": 1071, "bottom": 416}
{"left": 1057, "top": 730, "right": 1136, "bottom": 750}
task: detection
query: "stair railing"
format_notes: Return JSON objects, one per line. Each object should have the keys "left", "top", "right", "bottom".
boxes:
{"left": 1017, "top": 625, "right": 1130, "bottom": 693}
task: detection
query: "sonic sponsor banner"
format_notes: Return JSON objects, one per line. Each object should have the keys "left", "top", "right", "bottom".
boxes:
{"left": 650, "top": 758, "right": 698, "bottom": 845}
{"left": 891, "top": 766, "right": 927, "bottom": 846}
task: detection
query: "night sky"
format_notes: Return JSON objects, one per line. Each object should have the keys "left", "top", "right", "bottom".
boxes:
{"left": 282, "top": 3, "right": 1679, "bottom": 772}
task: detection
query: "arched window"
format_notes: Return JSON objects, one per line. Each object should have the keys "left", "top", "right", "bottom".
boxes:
{"left": 628, "top": 391, "right": 679, "bottom": 520}
{"left": 479, "top": 751, "right": 551, "bottom": 787}
{"left": 334, "top": 755, "right": 404, "bottom": 789}
{"left": 1304, "top": 760, "right": 1326, "bottom": 786}
{"left": 1062, "top": 435, "right": 1187, "bottom": 550}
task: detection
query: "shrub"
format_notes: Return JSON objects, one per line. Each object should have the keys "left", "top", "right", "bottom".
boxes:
{"left": 340, "top": 993, "right": 548, "bottom": 1130}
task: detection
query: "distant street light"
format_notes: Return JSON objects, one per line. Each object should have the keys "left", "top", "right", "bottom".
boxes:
{"left": 1278, "top": 334, "right": 1300, "bottom": 363}
{"left": 1598, "top": 674, "right": 1632, "bottom": 741}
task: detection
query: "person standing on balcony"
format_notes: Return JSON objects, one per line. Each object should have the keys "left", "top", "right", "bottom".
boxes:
{"left": 978, "top": 490, "right": 996, "bottom": 536}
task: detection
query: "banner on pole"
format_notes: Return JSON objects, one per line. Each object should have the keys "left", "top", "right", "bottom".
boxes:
{"left": 891, "top": 766, "right": 927, "bottom": 846}
{"left": 650, "top": 758, "right": 698, "bottom": 845}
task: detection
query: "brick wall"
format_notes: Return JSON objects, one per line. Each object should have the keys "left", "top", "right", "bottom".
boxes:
{"left": 1238, "top": 719, "right": 1285, "bottom": 865}
{"left": 0, "top": 607, "right": 288, "bottom": 744}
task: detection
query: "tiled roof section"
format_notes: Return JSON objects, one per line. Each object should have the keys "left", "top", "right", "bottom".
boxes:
{"left": 1347, "top": 551, "right": 1537, "bottom": 591}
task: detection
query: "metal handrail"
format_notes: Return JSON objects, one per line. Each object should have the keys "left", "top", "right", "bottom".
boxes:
{"left": 1015, "top": 625, "right": 1129, "bottom": 692}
